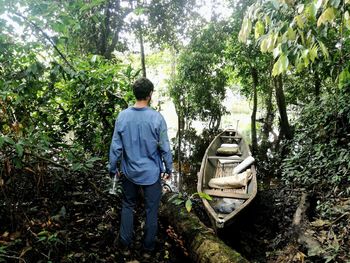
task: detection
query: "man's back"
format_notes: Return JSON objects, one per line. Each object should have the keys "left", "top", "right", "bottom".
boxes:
{"left": 109, "top": 106, "right": 172, "bottom": 185}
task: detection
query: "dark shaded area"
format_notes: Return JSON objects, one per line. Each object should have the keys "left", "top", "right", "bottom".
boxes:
{"left": 0, "top": 167, "right": 190, "bottom": 262}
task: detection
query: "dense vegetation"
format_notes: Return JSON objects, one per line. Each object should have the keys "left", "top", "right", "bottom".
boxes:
{"left": 1, "top": 0, "right": 350, "bottom": 262}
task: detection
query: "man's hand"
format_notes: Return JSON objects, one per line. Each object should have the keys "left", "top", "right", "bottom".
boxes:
{"left": 161, "top": 172, "right": 172, "bottom": 180}
{"left": 109, "top": 171, "right": 120, "bottom": 179}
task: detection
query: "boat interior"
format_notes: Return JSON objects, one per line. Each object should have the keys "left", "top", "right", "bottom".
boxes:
{"left": 201, "top": 130, "right": 254, "bottom": 213}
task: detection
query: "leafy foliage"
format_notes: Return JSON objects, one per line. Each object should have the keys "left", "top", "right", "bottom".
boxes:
{"left": 239, "top": 0, "right": 350, "bottom": 77}
{"left": 171, "top": 22, "right": 230, "bottom": 131}
{"left": 170, "top": 191, "right": 212, "bottom": 213}
{"left": 282, "top": 86, "right": 350, "bottom": 191}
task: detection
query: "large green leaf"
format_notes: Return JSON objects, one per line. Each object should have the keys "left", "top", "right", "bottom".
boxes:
{"left": 198, "top": 192, "right": 212, "bottom": 201}
{"left": 295, "top": 15, "right": 304, "bottom": 29}
{"left": 339, "top": 68, "right": 350, "bottom": 88}
{"left": 15, "top": 143, "right": 24, "bottom": 157}
{"left": 317, "top": 7, "right": 336, "bottom": 27}
{"left": 309, "top": 44, "right": 318, "bottom": 62}
{"left": 287, "top": 27, "right": 296, "bottom": 40}
{"left": 272, "top": 54, "right": 289, "bottom": 76}
{"left": 185, "top": 199, "right": 192, "bottom": 212}
{"left": 254, "top": 20, "right": 265, "bottom": 39}
{"left": 238, "top": 18, "right": 252, "bottom": 43}
{"left": 318, "top": 40, "right": 329, "bottom": 59}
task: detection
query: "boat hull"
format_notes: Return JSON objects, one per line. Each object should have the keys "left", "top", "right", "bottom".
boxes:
{"left": 197, "top": 129, "right": 257, "bottom": 229}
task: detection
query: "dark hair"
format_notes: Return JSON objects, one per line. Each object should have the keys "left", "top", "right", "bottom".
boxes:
{"left": 132, "top": 77, "right": 154, "bottom": 100}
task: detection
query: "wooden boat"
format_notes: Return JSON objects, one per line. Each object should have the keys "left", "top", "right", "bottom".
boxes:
{"left": 197, "top": 129, "right": 257, "bottom": 229}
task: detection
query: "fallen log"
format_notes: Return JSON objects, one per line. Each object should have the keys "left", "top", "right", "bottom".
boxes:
{"left": 159, "top": 194, "right": 249, "bottom": 263}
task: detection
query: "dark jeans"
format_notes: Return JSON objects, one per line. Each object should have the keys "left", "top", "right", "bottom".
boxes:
{"left": 119, "top": 176, "right": 162, "bottom": 251}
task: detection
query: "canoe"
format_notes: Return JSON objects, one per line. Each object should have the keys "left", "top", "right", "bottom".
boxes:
{"left": 197, "top": 129, "right": 257, "bottom": 229}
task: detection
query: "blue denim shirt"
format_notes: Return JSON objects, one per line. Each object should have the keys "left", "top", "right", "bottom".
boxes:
{"left": 109, "top": 106, "right": 173, "bottom": 185}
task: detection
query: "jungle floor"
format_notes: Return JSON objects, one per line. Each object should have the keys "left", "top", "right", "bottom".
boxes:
{"left": 0, "top": 167, "right": 349, "bottom": 262}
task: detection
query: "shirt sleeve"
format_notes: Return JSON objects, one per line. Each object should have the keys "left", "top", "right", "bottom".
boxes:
{"left": 109, "top": 118, "right": 123, "bottom": 174}
{"left": 158, "top": 116, "right": 173, "bottom": 174}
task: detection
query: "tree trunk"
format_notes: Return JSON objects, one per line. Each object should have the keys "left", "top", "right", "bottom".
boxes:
{"left": 250, "top": 67, "right": 258, "bottom": 153}
{"left": 262, "top": 82, "right": 274, "bottom": 142}
{"left": 160, "top": 194, "right": 249, "bottom": 263}
{"left": 177, "top": 110, "right": 183, "bottom": 190}
{"left": 274, "top": 75, "right": 292, "bottom": 140}
{"left": 139, "top": 24, "right": 146, "bottom": 77}
{"left": 100, "top": 1, "right": 111, "bottom": 57}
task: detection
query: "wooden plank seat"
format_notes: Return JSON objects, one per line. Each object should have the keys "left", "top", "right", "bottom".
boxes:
{"left": 207, "top": 156, "right": 242, "bottom": 161}
{"left": 220, "top": 135, "right": 242, "bottom": 139}
{"left": 204, "top": 189, "right": 250, "bottom": 199}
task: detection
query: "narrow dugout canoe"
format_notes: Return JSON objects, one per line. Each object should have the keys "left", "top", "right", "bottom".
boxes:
{"left": 197, "top": 129, "right": 257, "bottom": 229}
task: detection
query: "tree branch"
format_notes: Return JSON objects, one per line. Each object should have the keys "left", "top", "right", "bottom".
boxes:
{"left": 13, "top": 12, "right": 87, "bottom": 86}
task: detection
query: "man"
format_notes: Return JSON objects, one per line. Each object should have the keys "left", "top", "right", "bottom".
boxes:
{"left": 109, "top": 77, "right": 173, "bottom": 257}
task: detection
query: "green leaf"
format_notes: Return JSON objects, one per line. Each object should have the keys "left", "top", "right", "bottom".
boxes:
{"left": 271, "top": 0, "right": 280, "bottom": 9}
{"left": 344, "top": 11, "right": 350, "bottom": 30}
{"left": 305, "top": 3, "right": 317, "bottom": 20}
{"left": 87, "top": 156, "right": 101, "bottom": 163}
{"left": 318, "top": 40, "right": 329, "bottom": 59}
{"left": 134, "top": 7, "right": 146, "bottom": 15}
{"left": 238, "top": 18, "right": 252, "bottom": 43}
{"left": 315, "top": 0, "right": 323, "bottom": 10}
{"left": 287, "top": 27, "right": 296, "bottom": 40}
{"left": 273, "top": 44, "right": 281, "bottom": 58}
{"left": 265, "top": 15, "right": 271, "bottom": 27}
{"left": 295, "top": 15, "right": 304, "bottom": 29}
{"left": 4, "top": 136, "right": 15, "bottom": 145}
{"left": 280, "top": 54, "right": 289, "bottom": 71}
{"left": 254, "top": 20, "right": 265, "bottom": 39}
{"left": 295, "top": 56, "right": 305, "bottom": 72}
{"left": 302, "top": 49, "right": 310, "bottom": 66}
{"left": 173, "top": 199, "right": 184, "bottom": 206}
{"left": 0, "top": 137, "right": 4, "bottom": 148}
{"left": 260, "top": 37, "right": 269, "bottom": 52}
{"left": 168, "top": 193, "right": 179, "bottom": 202}
{"left": 330, "top": 0, "right": 340, "bottom": 8}
{"left": 309, "top": 44, "right": 318, "bottom": 62}
{"left": 272, "top": 60, "right": 280, "bottom": 76}
{"left": 345, "top": 11, "right": 350, "bottom": 20}
{"left": 185, "top": 199, "right": 192, "bottom": 212}
{"left": 15, "top": 144, "right": 24, "bottom": 157}
{"left": 339, "top": 68, "right": 350, "bottom": 88}
{"left": 272, "top": 54, "right": 289, "bottom": 76}
{"left": 91, "top": 55, "right": 97, "bottom": 63}
{"left": 317, "top": 7, "right": 336, "bottom": 27}
{"left": 266, "top": 33, "right": 277, "bottom": 52}
{"left": 38, "top": 230, "right": 49, "bottom": 236}
{"left": 38, "top": 236, "right": 47, "bottom": 242}
{"left": 297, "top": 4, "right": 305, "bottom": 13}
{"left": 198, "top": 192, "right": 212, "bottom": 200}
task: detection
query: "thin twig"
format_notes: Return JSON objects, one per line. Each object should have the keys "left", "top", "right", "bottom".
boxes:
{"left": 13, "top": 12, "right": 87, "bottom": 86}
{"left": 0, "top": 254, "right": 27, "bottom": 263}
{"left": 29, "top": 152, "right": 69, "bottom": 171}
{"left": 331, "top": 212, "right": 350, "bottom": 225}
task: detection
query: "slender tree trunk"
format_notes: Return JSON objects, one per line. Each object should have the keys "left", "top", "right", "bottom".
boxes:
{"left": 170, "top": 47, "right": 182, "bottom": 190}
{"left": 100, "top": 1, "right": 111, "bottom": 57}
{"left": 262, "top": 82, "right": 274, "bottom": 142}
{"left": 251, "top": 67, "right": 258, "bottom": 153}
{"left": 177, "top": 106, "right": 185, "bottom": 191}
{"left": 139, "top": 24, "right": 146, "bottom": 77}
{"left": 274, "top": 76, "right": 292, "bottom": 140}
